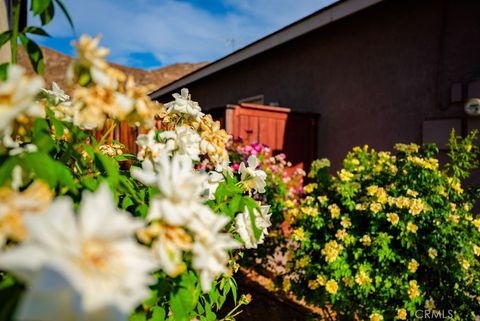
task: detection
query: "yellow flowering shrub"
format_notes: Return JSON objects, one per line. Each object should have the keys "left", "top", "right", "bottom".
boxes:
{"left": 288, "top": 134, "right": 480, "bottom": 320}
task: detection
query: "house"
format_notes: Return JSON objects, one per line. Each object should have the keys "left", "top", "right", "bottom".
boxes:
{"left": 150, "top": 0, "right": 480, "bottom": 169}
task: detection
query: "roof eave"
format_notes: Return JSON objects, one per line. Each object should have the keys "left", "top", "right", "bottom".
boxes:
{"left": 149, "top": 0, "right": 384, "bottom": 100}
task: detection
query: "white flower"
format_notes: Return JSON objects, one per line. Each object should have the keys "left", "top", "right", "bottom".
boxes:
{"left": 0, "top": 65, "right": 44, "bottom": 138}
{"left": 204, "top": 170, "right": 225, "bottom": 200}
{"left": 165, "top": 88, "right": 204, "bottom": 119}
{"left": 40, "top": 82, "right": 70, "bottom": 105}
{"left": 136, "top": 130, "right": 164, "bottom": 161}
{"left": 0, "top": 184, "right": 155, "bottom": 321}
{"left": 191, "top": 206, "right": 240, "bottom": 292}
{"left": 132, "top": 155, "right": 206, "bottom": 226}
{"left": 159, "top": 126, "right": 201, "bottom": 161}
{"left": 239, "top": 156, "right": 267, "bottom": 194}
{"left": 235, "top": 205, "right": 272, "bottom": 249}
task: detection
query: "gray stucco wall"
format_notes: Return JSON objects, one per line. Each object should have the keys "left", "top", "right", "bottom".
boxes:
{"left": 155, "top": 0, "right": 480, "bottom": 168}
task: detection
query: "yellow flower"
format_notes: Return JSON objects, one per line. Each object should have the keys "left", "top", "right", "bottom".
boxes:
{"left": 282, "top": 278, "right": 291, "bottom": 292}
{"left": 316, "top": 275, "right": 326, "bottom": 286}
{"left": 406, "top": 189, "right": 419, "bottom": 197}
{"left": 355, "top": 203, "right": 367, "bottom": 211}
{"left": 408, "top": 259, "right": 419, "bottom": 273}
{"left": 386, "top": 212, "right": 400, "bottom": 225}
{"left": 409, "top": 198, "right": 426, "bottom": 216}
{"left": 370, "top": 202, "right": 382, "bottom": 214}
{"left": 456, "top": 254, "right": 470, "bottom": 270}
{"left": 367, "top": 185, "right": 379, "bottom": 196}
{"left": 406, "top": 222, "right": 418, "bottom": 233}
{"left": 295, "top": 256, "right": 310, "bottom": 269}
{"left": 340, "top": 216, "right": 352, "bottom": 228}
{"left": 369, "top": 313, "right": 384, "bottom": 321}
{"left": 472, "top": 219, "right": 480, "bottom": 231}
{"left": 342, "top": 276, "right": 354, "bottom": 287}
{"left": 395, "top": 196, "right": 410, "bottom": 209}
{"left": 474, "top": 245, "right": 480, "bottom": 256}
{"left": 328, "top": 204, "right": 341, "bottom": 218}
{"left": 292, "top": 228, "right": 305, "bottom": 241}
{"left": 317, "top": 195, "right": 328, "bottom": 205}
{"left": 338, "top": 169, "right": 354, "bottom": 182}
{"left": 301, "top": 206, "right": 318, "bottom": 216}
{"left": 428, "top": 248, "right": 438, "bottom": 259}
{"left": 407, "top": 280, "right": 420, "bottom": 298}
{"left": 308, "top": 280, "right": 320, "bottom": 290}
{"left": 321, "top": 240, "right": 344, "bottom": 263}
{"left": 354, "top": 270, "right": 372, "bottom": 286}
{"left": 376, "top": 188, "right": 388, "bottom": 204}
{"left": 325, "top": 279, "right": 338, "bottom": 294}
{"left": 303, "top": 183, "right": 317, "bottom": 194}
{"left": 335, "top": 229, "right": 348, "bottom": 240}
{"left": 448, "top": 214, "right": 459, "bottom": 224}
{"left": 360, "top": 235, "right": 372, "bottom": 246}
{"left": 285, "top": 200, "right": 295, "bottom": 208}
{"left": 397, "top": 308, "right": 407, "bottom": 320}
{"left": 0, "top": 181, "right": 53, "bottom": 245}
{"left": 424, "top": 297, "right": 436, "bottom": 310}
{"left": 351, "top": 158, "right": 360, "bottom": 166}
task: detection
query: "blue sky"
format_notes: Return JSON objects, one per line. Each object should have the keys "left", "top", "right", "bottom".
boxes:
{"left": 32, "top": 0, "right": 337, "bottom": 69}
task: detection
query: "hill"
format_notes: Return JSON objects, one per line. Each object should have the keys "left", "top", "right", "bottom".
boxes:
{"left": 17, "top": 46, "right": 208, "bottom": 91}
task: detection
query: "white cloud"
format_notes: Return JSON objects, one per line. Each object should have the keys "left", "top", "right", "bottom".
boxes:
{"left": 34, "top": 0, "right": 337, "bottom": 68}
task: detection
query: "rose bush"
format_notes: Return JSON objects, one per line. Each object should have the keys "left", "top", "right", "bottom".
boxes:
{"left": 287, "top": 134, "right": 480, "bottom": 320}
{"left": 0, "top": 35, "right": 271, "bottom": 321}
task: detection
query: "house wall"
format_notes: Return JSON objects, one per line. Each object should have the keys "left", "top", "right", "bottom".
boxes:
{"left": 155, "top": 0, "right": 480, "bottom": 168}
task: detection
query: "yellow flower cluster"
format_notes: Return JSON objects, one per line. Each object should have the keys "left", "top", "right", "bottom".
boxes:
{"left": 70, "top": 35, "right": 164, "bottom": 130}
{"left": 424, "top": 297, "right": 436, "bottom": 310}
{"left": 295, "top": 256, "right": 310, "bottom": 269}
{"left": 407, "top": 280, "right": 420, "bottom": 298}
{"left": 292, "top": 227, "right": 306, "bottom": 241}
{"left": 407, "top": 155, "right": 439, "bottom": 170}
{"left": 394, "top": 143, "right": 420, "bottom": 154}
{"left": 303, "top": 183, "right": 317, "bottom": 194}
{"left": 342, "top": 276, "right": 354, "bottom": 287}
{"left": 193, "top": 114, "right": 230, "bottom": 161}
{"left": 472, "top": 218, "right": 480, "bottom": 231}
{"left": 321, "top": 240, "right": 344, "bottom": 263}
{"left": 354, "top": 270, "right": 372, "bottom": 285}
{"left": 301, "top": 206, "right": 318, "bottom": 217}
{"left": 338, "top": 169, "right": 354, "bottom": 182}
{"left": 456, "top": 254, "right": 470, "bottom": 270}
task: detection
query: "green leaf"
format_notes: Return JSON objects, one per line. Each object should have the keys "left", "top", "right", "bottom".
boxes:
{"left": 0, "top": 157, "right": 18, "bottom": 187}
{"left": 31, "top": 0, "right": 52, "bottom": 15}
{"left": 24, "top": 26, "right": 50, "bottom": 37}
{"left": 40, "top": 1, "right": 55, "bottom": 25}
{"left": 150, "top": 307, "right": 166, "bottom": 321}
{"left": 54, "top": 0, "right": 75, "bottom": 31}
{"left": 129, "top": 312, "right": 147, "bottom": 321}
{"left": 22, "top": 152, "right": 58, "bottom": 188}
{"left": 0, "top": 63, "right": 8, "bottom": 80}
{"left": 0, "top": 30, "right": 12, "bottom": 47}
{"left": 19, "top": 34, "right": 45, "bottom": 74}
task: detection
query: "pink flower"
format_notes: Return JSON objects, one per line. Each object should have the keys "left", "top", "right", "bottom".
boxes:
{"left": 244, "top": 145, "right": 253, "bottom": 153}
{"left": 232, "top": 163, "right": 240, "bottom": 171}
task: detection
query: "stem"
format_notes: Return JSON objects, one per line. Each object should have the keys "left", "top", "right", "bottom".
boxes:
{"left": 10, "top": 0, "right": 21, "bottom": 64}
